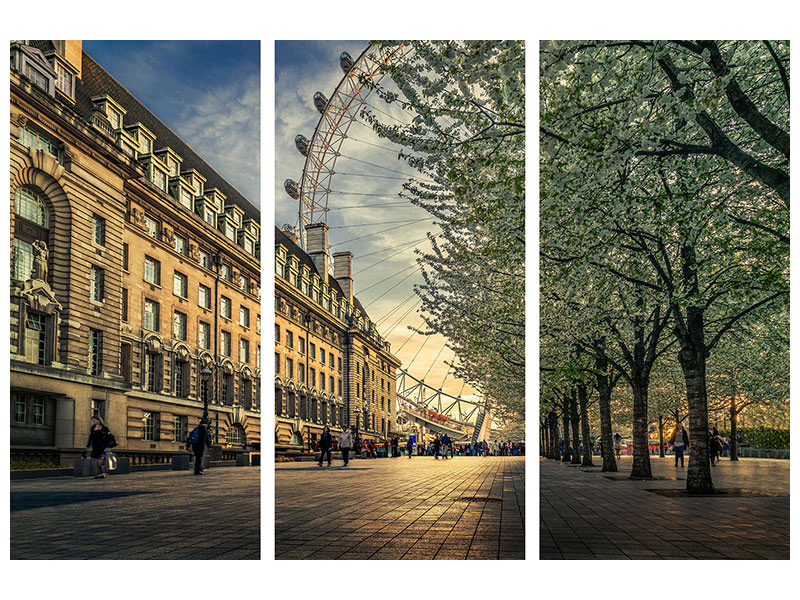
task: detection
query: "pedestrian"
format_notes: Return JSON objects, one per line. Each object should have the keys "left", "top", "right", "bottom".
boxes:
{"left": 339, "top": 426, "right": 353, "bottom": 466}
{"left": 85, "top": 415, "right": 115, "bottom": 479}
{"left": 406, "top": 437, "right": 414, "bottom": 459}
{"left": 669, "top": 422, "right": 689, "bottom": 468}
{"left": 709, "top": 427, "right": 723, "bottom": 466}
{"left": 186, "top": 417, "right": 212, "bottom": 475}
{"left": 433, "top": 435, "right": 441, "bottom": 459}
{"left": 318, "top": 426, "right": 333, "bottom": 467}
{"left": 613, "top": 433, "right": 622, "bottom": 460}
{"left": 391, "top": 437, "right": 399, "bottom": 458}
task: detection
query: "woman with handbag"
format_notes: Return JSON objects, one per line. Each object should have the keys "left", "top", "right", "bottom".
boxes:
{"left": 86, "top": 415, "right": 115, "bottom": 479}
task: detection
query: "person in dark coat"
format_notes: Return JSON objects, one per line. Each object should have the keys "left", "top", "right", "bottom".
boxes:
{"left": 187, "top": 418, "right": 212, "bottom": 475}
{"left": 318, "top": 426, "right": 333, "bottom": 467}
{"left": 669, "top": 423, "right": 690, "bottom": 468}
{"left": 433, "top": 435, "right": 441, "bottom": 459}
{"left": 86, "top": 415, "right": 112, "bottom": 479}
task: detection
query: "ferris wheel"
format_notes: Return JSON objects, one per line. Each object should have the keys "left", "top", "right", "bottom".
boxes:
{"left": 281, "top": 42, "right": 490, "bottom": 436}
{"left": 283, "top": 43, "right": 412, "bottom": 250}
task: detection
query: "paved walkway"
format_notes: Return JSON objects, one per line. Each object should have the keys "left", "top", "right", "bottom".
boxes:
{"left": 540, "top": 456, "right": 789, "bottom": 559}
{"left": 11, "top": 467, "right": 260, "bottom": 560}
{"left": 275, "top": 456, "right": 525, "bottom": 559}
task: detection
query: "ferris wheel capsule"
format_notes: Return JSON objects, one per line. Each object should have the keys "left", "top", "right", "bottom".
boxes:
{"left": 284, "top": 179, "right": 300, "bottom": 200}
{"left": 313, "top": 91, "right": 328, "bottom": 114}
{"left": 294, "top": 134, "right": 310, "bottom": 157}
{"left": 340, "top": 51, "right": 354, "bottom": 73}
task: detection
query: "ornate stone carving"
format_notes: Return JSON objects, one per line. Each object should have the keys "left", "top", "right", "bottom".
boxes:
{"left": 16, "top": 113, "right": 28, "bottom": 127}
{"left": 32, "top": 240, "right": 48, "bottom": 282}
{"left": 189, "top": 243, "right": 200, "bottom": 261}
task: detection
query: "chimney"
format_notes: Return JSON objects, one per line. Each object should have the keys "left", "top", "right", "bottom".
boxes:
{"left": 333, "top": 251, "right": 353, "bottom": 303}
{"left": 305, "top": 223, "right": 329, "bottom": 283}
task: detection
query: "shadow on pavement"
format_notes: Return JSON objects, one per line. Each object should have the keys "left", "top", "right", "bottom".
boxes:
{"left": 11, "top": 490, "right": 154, "bottom": 512}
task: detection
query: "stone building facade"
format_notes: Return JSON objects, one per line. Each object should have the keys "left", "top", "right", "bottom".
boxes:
{"left": 10, "top": 40, "right": 261, "bottom": 466}
{"left": 274, "top": 224, "right": 400, "bottom": 450}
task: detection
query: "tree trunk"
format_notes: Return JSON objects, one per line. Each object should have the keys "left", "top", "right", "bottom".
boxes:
{"left": 658, "top": 415, "right": 665, "bottom": 458}
{"left": 729, "top": 401, "right": 739, "bottom": 461}
{"left": 561, "top": 412, "right": 571, "bottom": 462}
{"left": 630, "top": 377, "right": 653, "bottom": 479}
{"left": 578, "top": 384, "right": 593, "bottom": 466}
{"left": 678, "top": 343, "right": 714, "bottom": 493}
{"left": 595, "top": 353, "right": 617, "bottom": 472}
{"left": 569, "top": 388, "right": 581, "bottom": 464}
{"left": 549, "top": 412, "right": 560, "bottom": 460}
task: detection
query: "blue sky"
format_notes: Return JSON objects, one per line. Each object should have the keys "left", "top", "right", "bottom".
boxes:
{"left": 275, "top": 41, "right": 478, "bottom": 404}
{"left": 84, "top": 40, "right": 260, "bottom": 206}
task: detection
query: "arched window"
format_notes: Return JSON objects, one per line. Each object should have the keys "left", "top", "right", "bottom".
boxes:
{"left": 13, "top": 187, "right": 49, "bottom": 281}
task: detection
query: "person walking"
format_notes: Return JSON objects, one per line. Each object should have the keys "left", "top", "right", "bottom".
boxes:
{"left": 406, "top": 437, "right": 414, "bottom": 459}
{"left": 186, "top": 417, "right": 212, "bottom": 475}
{"left": 441, "top": 433, "right": 451, "bottom": 459}
{"left": 339, "top": 426, "right": 354, "bottom": 466}
{"left": 709, "top": 427, "right": 723, "bottom": 466}
{"left": 85, "top": 415, "right": 115, "bottom": 479}
{"left": 433, "top": 435, "right": 441, "bottom": 459}
{"left": 613, "top": 433, "right": 622, "bottom": 460}
{"left": 669, "top": 423, "right": 689, "bottom": 468}
{"left": 391, "top": 437, "right": 399, "bottom": 458}
{"left": 318, "top": 426, "right": 333, "bottom": 467}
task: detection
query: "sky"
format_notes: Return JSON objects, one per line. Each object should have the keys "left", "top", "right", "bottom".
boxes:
{"left": 275, "top": 41, "right": 479, "bottom": 412}
{"left": 83, "top": 40, "right": 260, "bottom": 206}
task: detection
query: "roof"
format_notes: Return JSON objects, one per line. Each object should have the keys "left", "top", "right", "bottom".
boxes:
{"left": 274, "top": 225, "right": 371, "bottom": 321}
{"left": 73, "top": 50, "right": 259, "bottom": 224}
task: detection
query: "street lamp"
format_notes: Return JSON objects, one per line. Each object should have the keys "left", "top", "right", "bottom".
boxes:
{"left": 201, "top": 367, "right": 212, "bottom": 422}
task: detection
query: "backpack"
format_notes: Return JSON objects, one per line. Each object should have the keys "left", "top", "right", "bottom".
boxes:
{"left": 187, "top": 427, "right": 200, "bottom": 445}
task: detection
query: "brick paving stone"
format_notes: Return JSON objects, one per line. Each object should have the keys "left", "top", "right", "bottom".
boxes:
{"left": 541, "top": 456, "right": 789, "bottom": 560}
{"left": 11, "top": 467, "right": 259, "bottom": 560}
{"left": 276, "top": 456, "right": 524, "bottom": 560}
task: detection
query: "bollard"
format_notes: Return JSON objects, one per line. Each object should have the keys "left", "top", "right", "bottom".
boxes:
{"left": 73, "top": 457, "right": 100, "bottom": 477}
{"left": 172, "top": 454, "right": 191, "bottom": 470}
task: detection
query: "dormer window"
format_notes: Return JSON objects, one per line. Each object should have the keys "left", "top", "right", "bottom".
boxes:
{"left": 204, "top": 210, "right": 215, "bottom": 227}
{"left": 152, "top": 167, "right": 166, "bottom": 191}
{"left": 225, "top": 222, "right": 236, "bottom": 242}
{"left": 195, "top": 180, "right": 204, "bottom": 197}
{"left": 244, "top": 237, "right": 254, "bottom": 255}
{"left": 180, "top": 188, "right": 193, "bottom": 210}
{"left": 108, "top": 109, "right": 122, "bottom": 130}
{"left": 140, "top": 136, "right": 152, "bottom": 155}
{"left": 54, "top": 63, "right": 73, "bottom": 97}
{"left": 25, "top": 64, "right": 49, "bottom": 91}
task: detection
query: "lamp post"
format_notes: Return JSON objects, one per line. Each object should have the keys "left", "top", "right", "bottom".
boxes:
{"left": 201, "top": 367, "right": 212, "bottom": 422}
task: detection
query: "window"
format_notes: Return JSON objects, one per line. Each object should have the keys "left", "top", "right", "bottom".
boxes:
{"left": 222, "top": 374, "right": 233, "bottom": 405}
{"left": 152, "top": 168, "right": 166, "bottom": 191}
{"left": 173, "top": 271, "right": 188, "bottom": 298}
{"left": 204, "top": 210, "right": 215, "bottom": 227}
{"left": 298, "top": 364, "right": 305, "bottom": 384}
{"left": 239, "top": 274, "right": 248, "bottom": 292}
{"left": 198, "top": 284, "right": 211, "bottom": 309}
{"left": 25, "top": 64, "right": 49, "bottom": 91}
{"left": 145, "top": 354, "right": 158, "bottom": 392}
{"left": 121, "top": 288, "right": 128, "bottom": 322}
{"left": 330, "top": 376, "right": 334, "bottom": 395}
{"left": 121, "top": 343, "right": 132, "bottom": 383}
{"left": 329, "top": 353, "right": 334, "bottom": 369}
{"left": 244, "top": 237, "right": 254, "bottom": 255}
{"left": 89, "top": 328, "right": 102, "bottom": 375}
{"left": 15, "top": 396, "right": 26, "bottom": 423}
{"left": 90, "top": 266, "right": 104, "bottom": 302}
{"left": 13, "top": 238, "right": 34, "bottom": 281}
{"left": 256, "top": 315, "right": 261, "bottom": 334}
{"left": 144, "top": 256, "right": 160, "bottom": 285}
{"left": 92, "top": 215, "right": 105, "bottom": 245}
{"left": 338, "top": 357, "right": 342, "bottom": 373}
{"left": 309, "top": 342, "right": 316, "bottom": 361}
{"left": 175, "top": 361, "right": 190, "bottom": 398}
{"left": 144, "top": 299, "right": 159, "bottom": 331}
{"left": 320, "top": 374, "right": 325, "bottom": 391}
{"left": 145, "top": 216, "right": 159, "bottom": 239}
{"left": 173, "top": 415, "right": 187, "bottom": 442}
{"left": 338, "top": 379, "right": 342, "bottom": 397}
{"left": 275, "top": 353, "right": 281, "bottom": 375}
{"left": 180, "top": 188, "right": 193, "bottom": 210}
{"left": 199, "top": 250, "right": 210, "bottom": 269}
{"left": 220, "top": 331, "right": 231, "bottom": 357}
{"left": 310, "top": 368, "right": 316, "bottom": 388}
{"left": 174, "top": 234, "right": 187, "bottom": 256}
{"left": 18, "top": 128, "right": 61, "bottom": 163}
{"left": 286, "top": 358, "right": 294, "bottom": 379}
{"left": 198, "top": 321, "right": 211, "bottom": 349}
{"left": 226, "top": 223, "right": 236, "bottom": 242}
{"left": 285, "top": 330, "right": 293, "bottom": 350}
{"left": 240, "top": 306, "right": 250, "bottom": 328}
{"left": 166, "top": 156, "right": 179, "bottom": 177}
{"left": 173, "top": 311, "right": 187, "bottom": 341}
{"left": 122, "top": 243, "right": 129, "bottom": 271}
{"left": 108, "top": 108, "right": 122, "bottom": 131}
{"left": 239, "top": 338, "right": 250, "bottom": 364}
{"left": 143, "top": 411, "right": 156, "bottom": 440}
{"left": 24, "top": 312, "right": 47, "bottom": 365}
{"left": 194, "top": 180, "right": 204, "bottom": 197}
{"left": 33, "top": 397, "right": 45, "bottom": 425}
{"left": 15, "top": 187, "right": 48, "bottom": 227}
{"left": 320, "top": 348, "right": 326, "bottom": 364}
{"left": 275, "top": 324, "right": 280, "bottom": 344}
{"left": 298, "top": 337, "right": 306, "bottom": 355}
{"left": 220, "top": 296, "right": 232, "bottom": 319}
{"left": 139, "top": 136, "right": 152, "bottom": 156}
{"left": 227, "top": 424, "right": 245, "bottom": 446}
